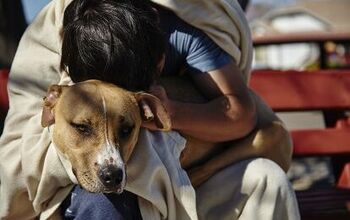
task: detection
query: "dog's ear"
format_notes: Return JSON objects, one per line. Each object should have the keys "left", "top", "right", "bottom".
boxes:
{"left": 134, "top": 92, "right": 172, "bottom": 131}
{"left": 41, "top": 85, "right": 65, "bottom": 127}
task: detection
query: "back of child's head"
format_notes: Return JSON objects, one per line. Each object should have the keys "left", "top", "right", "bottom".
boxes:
{"left": 61, "top": 0, "right": 165, "bottom": 91}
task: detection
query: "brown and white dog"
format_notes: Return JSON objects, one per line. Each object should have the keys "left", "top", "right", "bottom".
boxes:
{"left": 41, "top": 78, "right": 292, "bottom": 193}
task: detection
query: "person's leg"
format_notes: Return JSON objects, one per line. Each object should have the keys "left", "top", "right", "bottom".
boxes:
{"left": 60, "top": 186, "right": 142, "bottom": 220}
{"left": 196, "top": 158, "right": 300, "bottom": 220}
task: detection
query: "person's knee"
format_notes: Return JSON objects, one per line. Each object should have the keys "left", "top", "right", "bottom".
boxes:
{"left": 240, "top": 158, "right": 300, "bottom": 219}
{"left": 243, "top": 158, "right": 293, "bottom": 193}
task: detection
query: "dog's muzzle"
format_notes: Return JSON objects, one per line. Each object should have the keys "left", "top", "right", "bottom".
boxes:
{"left": 96, "top": 144, "right": 126, "bottom": 193}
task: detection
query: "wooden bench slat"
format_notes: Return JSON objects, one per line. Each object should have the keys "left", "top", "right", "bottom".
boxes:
{"left": 338, "top": 163, "right": 350, "bottom": 189}
{"left": 296, "top": 189, "right": 350, "bottom": 212}
{"left": 250, "top": 70, "right": 350, "bottom": 111}
{"left": 253, "top": 31, "right": 350, "bottom": 46}
{"left": 291, "top": 128, "right": 350, "bottom": 155}
{"left": 0, "top": 69, "right": 9, "bottom": 115}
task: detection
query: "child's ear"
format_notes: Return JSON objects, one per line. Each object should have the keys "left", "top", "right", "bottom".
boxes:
{"left": 41, "top": 85, "right": 65, "bottom": 127}
{"left": 134, "top": 92, "right": 172, "bottom": 131}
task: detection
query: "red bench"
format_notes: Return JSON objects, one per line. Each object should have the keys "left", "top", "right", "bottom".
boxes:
{"left": 0, "top": 69, "right": 9, "bottom": 112}
{"left": 0, "top": 69, "right": 9, "bottom": 134}
{"left": 250, "top": 70, "right": 350, "bottom": 219}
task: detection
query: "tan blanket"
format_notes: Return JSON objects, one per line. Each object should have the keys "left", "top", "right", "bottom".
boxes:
{"left": 0, "top": 0, "right": 279, "bottom": 219}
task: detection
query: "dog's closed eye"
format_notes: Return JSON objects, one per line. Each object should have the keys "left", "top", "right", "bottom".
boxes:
{"left": 71, "top": 122, "right": 93, "bottom": 136}
{"left": 119, "top": 125, "right": 134, "bottom": 139}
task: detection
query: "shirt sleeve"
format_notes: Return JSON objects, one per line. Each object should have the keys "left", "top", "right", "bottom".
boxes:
{"left": 159, "top": 7, "right": 232, "bottom": 76}
{"left": 185, "top": 26, "right": 232, "bottom": 75}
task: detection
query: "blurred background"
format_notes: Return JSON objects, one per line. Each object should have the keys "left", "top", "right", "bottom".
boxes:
{"left": 248, "top": 0, "right": 350, "bottom": 71}
{"left": 0, "top": 0, "right": 349, "bottom": 219}
{"left": 0, "top": 0, "right": 49, "bottom": 69}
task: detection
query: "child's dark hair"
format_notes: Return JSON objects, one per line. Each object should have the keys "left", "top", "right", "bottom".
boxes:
{"left": 61, "top": 0, "right": 165, "bottom": 91}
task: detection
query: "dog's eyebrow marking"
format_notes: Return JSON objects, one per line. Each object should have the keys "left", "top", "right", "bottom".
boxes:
{"left": 102, "top": 95, "right": 116, "bottom": 152}
{"left": 97, "top": 92, "right": 124, "bottom": 168}
{"left": 101, "top": 94, "right": 111, "bottom": 148}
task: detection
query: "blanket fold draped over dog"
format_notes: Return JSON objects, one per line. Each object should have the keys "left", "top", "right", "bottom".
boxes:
{"left": 0, "top": 0, "right": 287, "bottom": 219}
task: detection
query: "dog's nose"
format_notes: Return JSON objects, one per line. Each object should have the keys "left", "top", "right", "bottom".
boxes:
{"left": 98, "top": 165, "right": 124, "bottom": 188}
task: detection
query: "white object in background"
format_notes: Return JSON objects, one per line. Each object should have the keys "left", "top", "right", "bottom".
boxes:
{"left": 277, "top": 111, "right": 326, "bottom": 130}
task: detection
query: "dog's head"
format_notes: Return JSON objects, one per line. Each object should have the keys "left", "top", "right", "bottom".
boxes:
{"left": 41, "top": 80, "right": 171, "bottom": 193}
